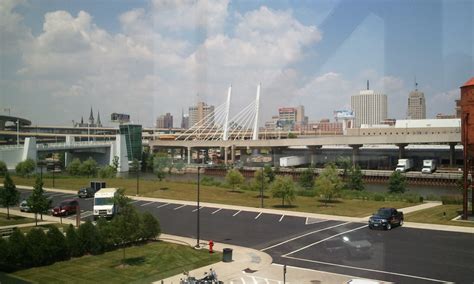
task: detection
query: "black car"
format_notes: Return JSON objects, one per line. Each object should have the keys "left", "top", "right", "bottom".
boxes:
{"left": 77, "top": 187, "right": 96, "bottom": 198}
{"left": 368, "top": 207, "right": 404, "bottom": 230}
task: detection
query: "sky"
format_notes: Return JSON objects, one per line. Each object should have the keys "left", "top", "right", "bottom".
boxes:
{"left": 1, "top": 0, "right": 473, "bottom": 127}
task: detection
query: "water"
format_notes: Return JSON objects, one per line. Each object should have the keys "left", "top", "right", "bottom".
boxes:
{"left": 119, "top": 171, "right": 459, "bottom": 198}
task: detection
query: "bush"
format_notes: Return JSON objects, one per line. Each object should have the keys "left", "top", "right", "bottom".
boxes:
{"left": 99, "top": 165, "right": 116, "bottom": 178}
{"left": 66, "top": 224, "right": 83, "bottom": 257}
{"left": 373, "top": 194, "right": 385, "bottom": 201}
{"left": 296, "top": 189, "right": 317, "bottom": 197}
{"left": 140, "top": 212, "right": 161, "bottom": 241}
{"left": 7, "top": 228, "right": 29, "bottom": 268}
{"left": 15, "top": 159, "right": 36, "bottom": 177}
{"left": 46, "top": 225, "right": 69, "bottom": 262}
{"left": 201, "top": 176, "right": 221, "bottom": 186}
{"left": 67, "top": 158, "right": 82, "bottom": 176}
{"left": 79, "top": 157, "right": 98, "bottom": 177}
{"left": 77, "top": 220, "right": 103, "bottom": 255}
{"left": 388, "top": 171, "right": 407, "bottom": 194}
{"left": 26, "top": 228, "right": 50, "bottom": 266}
{"left": 441, "top": 195, "right": 463, "bottom": 205}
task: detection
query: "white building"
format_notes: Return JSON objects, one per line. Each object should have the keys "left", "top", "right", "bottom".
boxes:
{"left": 351, "top": 86, "right": 387, "bottom": 128}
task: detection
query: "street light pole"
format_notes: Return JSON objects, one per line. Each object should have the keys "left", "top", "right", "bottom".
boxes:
{"left": 136, "top": 161, "right": 140, "bottom": 196}
{"left": 17, "top": 119, "right": 19, "bottom": 146}
{"left": 260, "top": 168, "right": 264, "bottom": 208}
{"left": 196, "top": 166, "right": 201, "bottom": 248}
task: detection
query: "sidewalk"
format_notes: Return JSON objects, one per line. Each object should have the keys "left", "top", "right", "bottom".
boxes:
{"left": 0, "top": 208, "right": 77, "bottom": 226}
{"left": 14, "top": 185, "right": 474, "bottom": 234}
{"left": 156, "top": 234, "right": 381, "bottom": 284}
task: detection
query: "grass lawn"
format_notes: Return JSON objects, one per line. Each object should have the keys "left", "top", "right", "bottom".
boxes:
{"left": 13, "top": 176, "right": 415, "bottom": 218}
{"left": 405, "top": 204, "right": 474, "bottom": 227}
{"left": 12, "top": 241, "right": 221, "bottom": 284}
{"left": 0, "top": 213, "right": 36, "bottom": 227}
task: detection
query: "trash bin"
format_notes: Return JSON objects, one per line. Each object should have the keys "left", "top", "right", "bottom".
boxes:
{"left": 222, "top": 248, "right": 233, "bottom": 262}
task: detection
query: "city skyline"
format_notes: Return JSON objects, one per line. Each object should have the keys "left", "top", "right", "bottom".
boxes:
{"left": 1, "top": 0, "right": 473, "bottom": 127}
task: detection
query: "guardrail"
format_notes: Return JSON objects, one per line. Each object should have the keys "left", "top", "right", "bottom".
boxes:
{"left": 0, "top": 145, "right": 23, "bottom": 151}
{"left": 37, "top": 141, "right": 113, "bottom": 150}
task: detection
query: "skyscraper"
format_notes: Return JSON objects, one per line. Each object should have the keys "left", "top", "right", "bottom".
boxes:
{"left": 351, "top": 81, "right": 388, "bottom": 127}
{"left": 189, "top": 101, "right": 215, "bottom": 127}
{"left": 156, "top": 113, "right": 173, "bottom": 128}
{"left": 407, "top": 82, "right": 426, "bottom": 119}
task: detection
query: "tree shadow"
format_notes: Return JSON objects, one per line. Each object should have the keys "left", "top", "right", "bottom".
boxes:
{"left": 273, "top": 204, "right": 297, "bottom": 209}
{"left": 159, "top": 187, "right": 169, "bottom": 191}
{"left": 317, "top": 199, "right": 342, "bottom": 204}
{"left": 254, "top": 195, "right": 270, "bottom": 199}
{"left": 123, "top": 257, "right": 145, "bottom": 266}
{"left": 227, "top": 190, "right": 244, "bottom": 194}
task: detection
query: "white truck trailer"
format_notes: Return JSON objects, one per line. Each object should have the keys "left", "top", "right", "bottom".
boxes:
{"left": 395, "top": 159, "right": 414, "bottom": 173}
{"left": 279, "top": 156, "right": 309, "bottom": 167}
{"left": 422, "top": 159, "right": 437, "bottom": 174}
{"left": 93, "top": 188, "right": 118, "bottom": 220}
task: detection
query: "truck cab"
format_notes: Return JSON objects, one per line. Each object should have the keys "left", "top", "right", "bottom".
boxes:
{"left": 422, "top": 159, "right": 437, "bottom": 174}
{"left": 93, "top": 188, "right": 118, "bottom": 220}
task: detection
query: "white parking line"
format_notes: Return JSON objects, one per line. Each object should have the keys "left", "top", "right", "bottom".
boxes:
{"left": 261, "top": 221, "right": 347, "bottom": 251}
{"left": 211, "top": 208, "right": 222, "bottom": 214}
{"left": 80, "top": 211, "right": 94, "bottom": 219}
{"left": 283, "top": 224, "right": 366, "bottom": 257}
{"left": 254, "top": 212, "right": 263, "bottom": 220}
{"left": 140, "top": 201, "right": 155, "bottom": 207}
{"left": 129, "top": 200, "right": 140, "bottom": 204}
{"left": 283, "top": 255, "right": 448, "bottom": 283}
{"left": 192, "top": 206, "right": 203, "bottom": 212}
{"left": 305, "top": 217, "right": 326, "bottom": 225}
{"left": 279, "top": 215, "right": 285, "bottom": 222}
{"left": 233, "top": 210, "right": 241, "bottom": 217}
{"left": 156, "top": 203, "right": 169, "bottom": 209}
{"left": 240, "top": 277, "right": 246, "bottom": 284}
{"left": 174, "top": 204, "right": 186, "bottom": 210}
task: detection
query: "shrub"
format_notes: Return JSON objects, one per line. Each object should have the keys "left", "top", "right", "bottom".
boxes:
{"left": 296, "top": 189, "right": 317, "bottom": 197}
{"left": 140, "top": 212, "right": 161, "bottom": 241}
{"left": 271, "top": 176, "right": 296, "bottom": 206}
{"left": 79, "top": 157, "right": 98, "bottom": 177}
{"left": 78, "top": 220, "right": 103, "bottom": 255}
{"left": 225, "top": 169, "right": 244, "bottom": 191}
{"left": 67, "top": 158, "right": 82, "bottom": 176}
{"left": 441, "top": 195, "right": 463, "bottom": 205}
{"left": 373, "top": 193, "right": 385, "bottom": 201}
{"left": 66, "top": 224, "right": 83, "bottom": 257}
{"left": 7, "top": 228, "right": 29, "bottom": 268}
{"left": 26, "top": 228, "right": 50, "bottom": 266}
{"left": 46, "top": 225, "right": 69, "bottom": 262}
{"left": 299, "top": 168, "right": 315, "bottom": 189}
{"left": 388, "top": 171, "right": 407, "bottom": 194}
{"left": 15, "top": 159, "right": 36, "bottom": 177}
{"left": 99, "top": 165, "right": 116, "bottom": 178}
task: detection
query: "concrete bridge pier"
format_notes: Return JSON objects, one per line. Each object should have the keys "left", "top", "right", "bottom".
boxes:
{"left": 224, "top": 146, "right": 229, "bottom": 165}
{"left": 308, "top": 146, "right": 322, "bottom": 166}
{"left": 271, "top": 147, "right": 286, "bottom": 167}
{"left": 231, "top": 145, "right": 236, "bottom": 164}
{"left": 449, "top": 143, "right": 456, "bottom": 167}
{"left": 396, "top": 143, "right": 408, "bottom": 159}
{"left": 187, "top": 146, "right": 191, "bottom": 164}
{"left": 350, "top": 144, "right": 362, "bottom": 167}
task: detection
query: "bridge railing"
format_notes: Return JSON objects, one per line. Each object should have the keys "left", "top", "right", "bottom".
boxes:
{"left": 36, "top": 141, "right": 113, "bottom": 149}
{"left": 0, "top": 144, "right": 24, "bottom": 151}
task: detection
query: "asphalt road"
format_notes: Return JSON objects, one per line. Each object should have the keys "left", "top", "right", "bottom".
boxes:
{"left": 17, "top": 189, "right": 474, "bottom": 283}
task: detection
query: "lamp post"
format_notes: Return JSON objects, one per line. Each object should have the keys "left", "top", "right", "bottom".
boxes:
{"left": 260, "top": 167, "right": 264, "bottom": 208}
{"left": 196, "top": 166, "right": 201, "bottom": 248}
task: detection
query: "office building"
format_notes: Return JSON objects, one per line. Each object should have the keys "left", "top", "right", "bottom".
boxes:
{"left": 181, "top": 113, "right": 189, "bottom": 129}
{"left": 156, "top": 113, "right": 173, "bottom": 128}
{"left": 351, "top": 81, "right": 387, "bottom": 127}
{"left": 189, "top": 101, "right": 215, "bottom": 127}
{"left": 119, "top": 124, "right": 142, "bottom": 162}
{"left": 407, "top": 84, "right": 426, "bottom": 119}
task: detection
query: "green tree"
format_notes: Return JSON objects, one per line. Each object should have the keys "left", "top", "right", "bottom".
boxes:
{"left": 225, "top": 168, "right": 244, "bottom": 191}
{"left": 0, "top": 237, "right": 11, "bottom": 271}
{"left": 336, "top": 156, "right": 352, "bottom": 180}
{"left": 79, "top": 157, "right": 98, "bottom": 177}
{"left": 112, "top": 156, "right": 120, "bottom": 171}
{"left": 299, "top": 167, "right": 315, "bottom": 189}
{"left": 139, "top": 211, "right": 161, "bottom": 241}
{"left": 0, "top": 160, "right": 7, "bottom": 177}
{"left": 263, "top": 164, "right": 275, "bottom": 183}
{"left": 7, "top": 228, "right": 30, "bottom": 268}
{"left": 315, "top": 164, "right": 342, "bottom": 206}
{"left": 271, "top": 176, "right": 296, "bottom": 206}
{"left": 96, "top": 218, "right": 115, "bottom": 251}
{"left": 26, "top": 228, "right": 50, "bottom": 266}
{"left": 0, "top": 172, "right": 20, "bottom": 219}
{"left": 67, "top": 158, "right": 82, "bottom": 176}
{"left": 175, "top": 160, "right": 185, "bottom": 172}
{"left": 66, "top": 224, "right": 82, "bottom": 257}
{"left": 388, "top": 171, "right": 407, "bottom": 194}
{"left": 46, "top": 225, "right": 69, "bottom": 262}
{"left": 348, "top": 165, "right": 365, "bottom": 191}
{"left": 99, "top": 165, "right": 116, "bottom": 178}
{"left": 27, "top": 177, "right": 51, "bottom": 226}
{"left": 112, "top": 204, "right": 141, "bottom": 264}
{"left": 78, "top": 220, "right": 103, "bottom": 255}
{"left": 15, "top": 159, "right": 36, "bottom": 177}
{"left": 154, "top": 153, "right": 171, "bottom": 181}
{"left": 251, "top": 168, "right": 269, "bottom": 195}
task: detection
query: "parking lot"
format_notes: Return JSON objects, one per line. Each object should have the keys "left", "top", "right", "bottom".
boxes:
{"left": 17, "top": 189, "right": 474, "bottom": 283}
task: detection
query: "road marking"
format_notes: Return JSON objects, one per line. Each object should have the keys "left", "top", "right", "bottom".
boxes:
{"left": 140, "top": 201, "right": 155, "bottom": 207}
{"left": 129, "top": 200, "right": 140, "bottom": 204}
{"left": 254, "top": 212, "right": 263, "bottom": 219}
{"left": 283, "top": 224, "right": 367, "bottom": 257}
{"left": 250, "top": 276, "right": 258, "bottom": 284}
{"left": 211, "top": 208, "right": 222, "bottom": 214}
{"left": 279, "top": 215, "right": 285, "bottom": 222}
{"left": 173, "top": 204, "right": 186, "bottom": 210}
{"left": 261, "top": 221, "right": 347, "bottom": 251}
{"left": 233, "top": 210, "right": 241, "bottom": 217}
{"left": 240, "top": 277, "right": 246, "bottom": 284}
{"left": 80, "top": 211, "right": 94, "bottom": 219}
{"left": 156, "top": 203, "right": 169, "bottom": 209}
{"left": 282, "top": 255, "right": 448, "bottom": 283}
{"left": 305, "top": 217, "right": 326, "bottom": 225}
{"left": 192, "top": 206, "right": 203, "bottom": 212}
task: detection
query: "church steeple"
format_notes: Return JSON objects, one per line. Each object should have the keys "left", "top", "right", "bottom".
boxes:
{"left": 81, "top": 116, "right": 84, "bottom": 124}
{"left": 97, "top": 111, "right": 101, "bottom": 126}
{"left": 89, "top": 107, "right": 94, "bottom": 124}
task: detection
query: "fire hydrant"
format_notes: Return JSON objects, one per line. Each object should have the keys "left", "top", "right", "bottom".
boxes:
{"left": 209, "top": 240, "right": 214, "bottom": 254}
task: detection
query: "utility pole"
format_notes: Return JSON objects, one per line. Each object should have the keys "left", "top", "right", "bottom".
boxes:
{"left": 196, "top": 166, "right": 201, "bottom": 248}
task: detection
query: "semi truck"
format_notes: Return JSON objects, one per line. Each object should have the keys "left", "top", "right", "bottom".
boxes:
{"left": 422, "top": 159, "right": 437, "bottom": 174}
{"left": 395, "top": 159, "right": 414, "bottom": 173}
{"left": 93, "top": 188, "right": 118, "bottom": 220}
{"left": 279, "top": 156, "right": 309, "bottom": 167}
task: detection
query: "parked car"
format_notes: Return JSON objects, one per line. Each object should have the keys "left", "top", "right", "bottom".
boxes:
{"left": 78, "top": 187, "right": 96, "bottom": 198}
{"left": 19, "top": 200, "right": 31, "bottom": 212}
{"left": 51, "top": 199, "right": 79, "bottom": 216}
{"left": 368, "top": 207, "right": 404, "bottom": 230}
